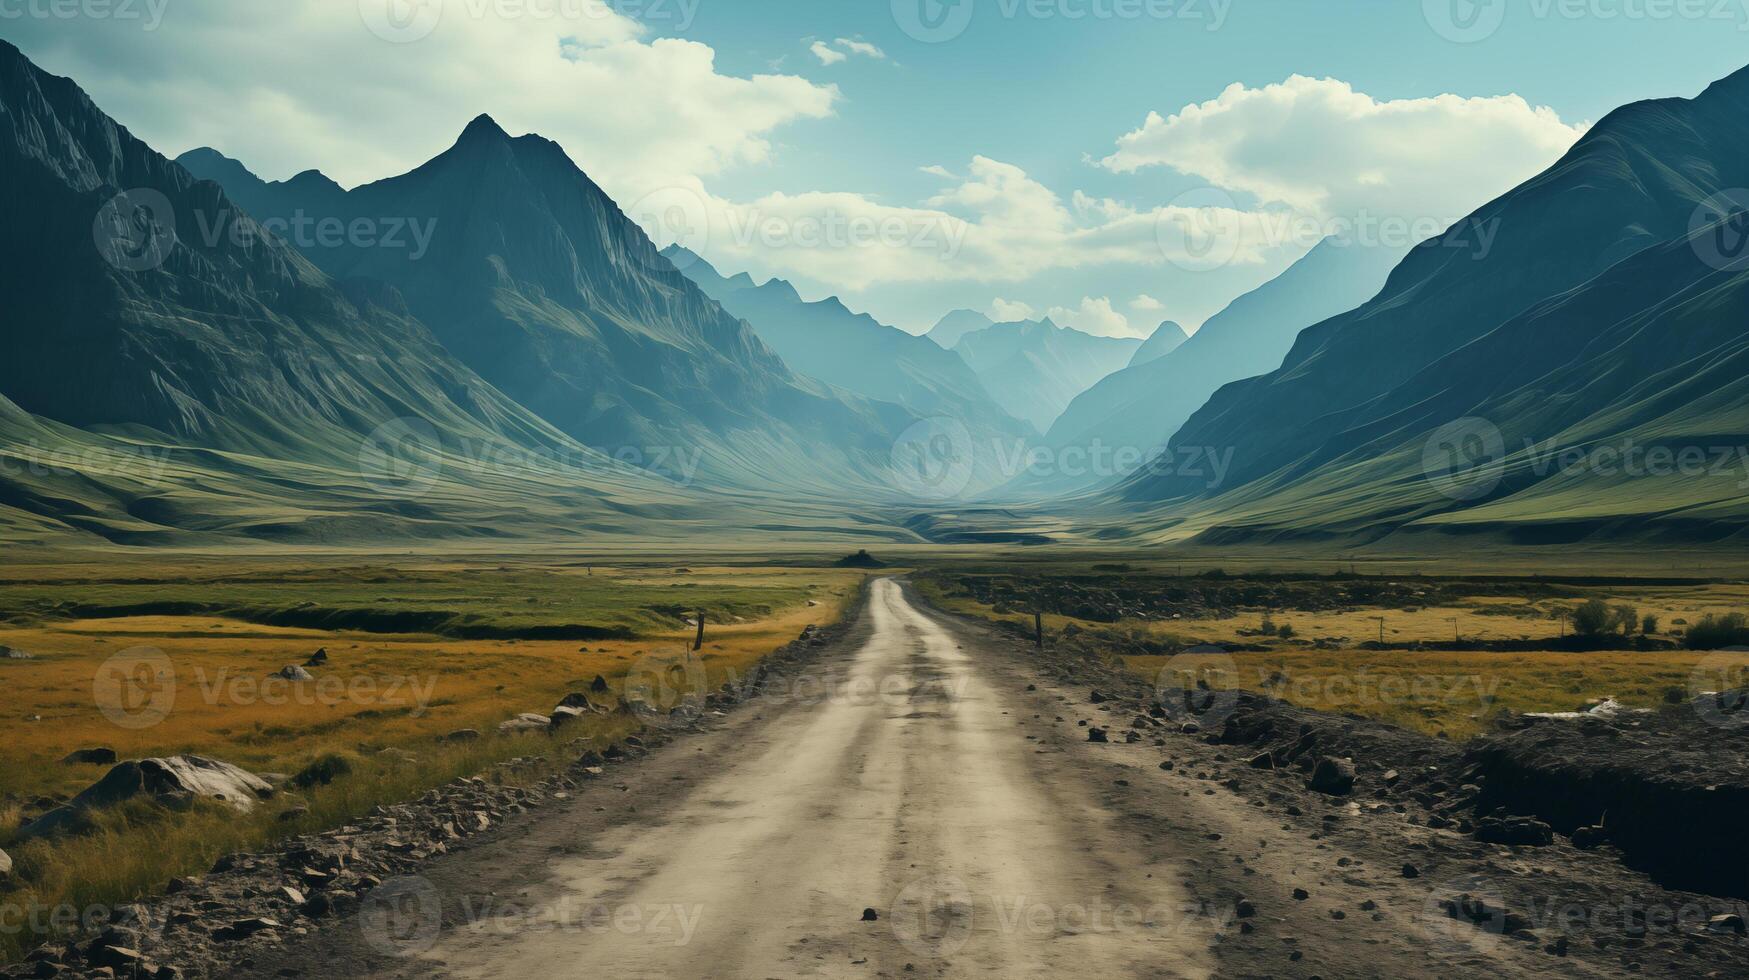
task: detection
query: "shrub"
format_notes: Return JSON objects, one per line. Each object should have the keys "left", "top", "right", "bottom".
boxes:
{"left": 1572, "top": 599, "right": 1613, "bottom": 636}
{"left": 292, "top": 752, "right": 356, "bottom": 789}
{"left": 1611, "top": 606, "right": 1638, "bottom": 636}
{"left": 1276, "top": 623, "right": 1296, "bottom": 640}
{"left": 1685, "top": 612, "right": 1749, "bottom": 650}
{"left": 1642, "top": 614, "right": 1660, "bottom": 635}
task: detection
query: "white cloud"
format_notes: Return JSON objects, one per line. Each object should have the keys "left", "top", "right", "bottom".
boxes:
{"left": 1131, "top": 294, "right": 1165, "bottom": 312}
{"left": 990, "top": 299, "right": 1038, "bottom": 322}
{"left": 1101, "top": 75, "right": 1586, "bottom": 222}
{"left": 1046, "top": 297, "right": 1138, "bottom": 338}
{"left": 808, "top": 37, "right": 885, "bottom": 67}
{"left": 919, "top": 164, "right": 957, "bottom": 178}
{"left": 834, "top": 38, "right": 886, "bottom": 59}
{"left": 12, "top": 1, "right": 837, "bottom": 198}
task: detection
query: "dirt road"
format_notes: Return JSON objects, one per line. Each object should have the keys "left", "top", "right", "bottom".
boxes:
{"left": 254, "top": 579, "right": 1712, "bottom": 979}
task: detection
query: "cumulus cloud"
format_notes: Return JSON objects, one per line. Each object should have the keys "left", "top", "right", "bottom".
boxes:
{"left": 1101, "top": 75, "right": 1586, "bottom": 222}
{"left": 9, "top": 1, "right": 837, "bottom": 199}
{"left": 1046, "top": 297, "right": 1137, "bottom": 338}
{"left": 809, "top": 41, "right": 847, "bottom": 65}
{"left": 1131, "top": 294, "right": 1165, "bottom": 312}
{"left": 990, "top": 299, "right": 1039, "bottom": 322}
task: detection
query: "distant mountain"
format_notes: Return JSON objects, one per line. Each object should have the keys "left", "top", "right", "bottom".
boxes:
{"left": 1033, "top": 241, "right": 1402, "bottom": 497}
{"left": 952, "top": 319, "right": 1141, "bottom": 433}
{"left": 926, "top": 309, "right": 993, "bottom": 349}
{"left": 0, "top": 40, "right": 707, "bottom": 543}
{"left": 1115, "top": 63, "right": 1749, "bottom": 544}
{"left": 178, "top": 122, "right": 915, "bottom": 495}
{"left": 1128, "top": 321, "right": 1189, "bottom": 367}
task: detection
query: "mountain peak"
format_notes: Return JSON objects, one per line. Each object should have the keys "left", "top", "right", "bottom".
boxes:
{"left": 457, "top": 113, "right": 510, "bottom": 144}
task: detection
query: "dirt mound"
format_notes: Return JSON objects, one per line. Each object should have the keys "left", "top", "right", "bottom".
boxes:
{"left": 833, "top": 550, "right": 885, "bottom": 568}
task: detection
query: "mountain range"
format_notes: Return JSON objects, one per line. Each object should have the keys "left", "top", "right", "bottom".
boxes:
{"left": 175, "top": 119, "right": 916, "bottom": 497}
{"left": 1127, "top": 321, "right": 1189, "bottom": 368}
{"left": 950, "top": 319, "right": 1142, "bottom": 434}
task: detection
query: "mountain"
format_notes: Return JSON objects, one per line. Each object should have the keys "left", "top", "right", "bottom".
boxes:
{"left": 0, "top": 40, "right": 723, "bottom": 544}
{"left": 1128, "top": 321, "right": 1189, "bottom": 368}
{"left": 926, "top": 309, "right": 993, "bottom": 349}
{"left": 1036, "top": 241, "right": 1403, "bottom": 494}
{"left": 951, "top": 319, "right": 1141, "bottom": 433}
{"left": 177, "top": 123, "right": 914, "bottom": 496}
{"left": 660, "top": 248, "right": 1026, "bottom": 429}
{"left": 1114, "top": 64, "right": 1749, "bottom": 544}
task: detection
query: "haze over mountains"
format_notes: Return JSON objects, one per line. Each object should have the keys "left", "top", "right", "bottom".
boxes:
{"left": 951, "top": 319, "right": 1142, "bottom": 433}
{"left": 1116, "top": 64, "right": 1749, "bottom": 544}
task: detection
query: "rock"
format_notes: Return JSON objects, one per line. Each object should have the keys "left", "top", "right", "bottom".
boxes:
{"left": 1708, "top": 913, "right": 1747, "bottom": 935}
{"left": 20, "top": 756, "right": 274, "bottom": 839}
{"left": 861, "top": 908, "right": 879, "bottom": 922}
{"left": 1307, "top": 757, "right": 1356, "bottom": 796}
{"left": 1475, "top": 816, "right": 1554, "bottom": 847}
{"left": 306, "top": 648, "right": 329, "bottom": 666}
{"left": 1292, "top": 888, "right": 1309, "bottom": 901}
{"left": 0, "top": 848, "right": 10, "bottom": 882}
{"left": 589, "top": 675, "right": 610, "bottom": 694}
{"left": 1090, "top": 690, "right": 1110, "bottom": 704}
{"left": 441, "top": 729, "right": 482, "bottom": 743}
{"left": 0, "top": 645, "right": 33, "bottom": 659}
{"left": 85, "top": 946, "right": 145, "bottom": 972}
{"left": 60, "top": 748, "right": 118, "bottom": 767}
{"left": 1087, "top": 728, "right": 1109, "bottom": 743}
{"left": 1248, "top": 752, "right": 1275, "bottom": 770}
{"left": 550, "top": 705, "right": 589, "bottom": 728}
{"left": 1440, "top": 894, "right": 1531, "bottom": 934}
{"left": 274, "top": 665, "right": 314, "bottom": 682}
{"left": 1401, "top": 864, "right": 1420, "bottom": 879}
{"left": 1570, "top": 825, "right": 1606, "bottom": 850}
{"left": 276, "top": 886, "right": 306, "bottom": 906}
{"left": 216, "top": 917, "right": 281, "bottom": 940}
{"left": 1235, "top": 899, "right": 1256, "bottom": 918}
{"left": 1179, "top": 722, "right": 1201, "bottom": 735}
{"left": 498, "top": 713, "right": 552, "bottom": 734}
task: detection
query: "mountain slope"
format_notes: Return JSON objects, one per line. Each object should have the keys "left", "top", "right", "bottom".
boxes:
{"left": 1038, "top": 241, "right": 1403, "bottom": 493}
{"left": 1127, "top": 66, "right": 1749, "bottom": 506}
{"left": 1128, "top": 321, "right": 1189, "bottom": 368}
{"left": 926, "top": 309, "right": 993, "bottom": 349}
{"left": 1110, "top": 64, "right": 1749, "bottom": 544}
{"left": 661, "top": 247, "right": 1027, "bottom": 433}
{"left": 952, "top": 319, "right": 1141, "bottom": 433}
{"left": 178, "top": 125, "right": 914, "bottom": 496}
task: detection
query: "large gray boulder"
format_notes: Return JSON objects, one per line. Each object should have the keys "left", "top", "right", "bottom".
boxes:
{"left": 20, "top": 756, "right": 274, "bottom": 839}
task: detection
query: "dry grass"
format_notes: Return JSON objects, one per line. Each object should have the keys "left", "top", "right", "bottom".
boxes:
{"left": 0, "top": 560, "right": 869, "bottom": 963}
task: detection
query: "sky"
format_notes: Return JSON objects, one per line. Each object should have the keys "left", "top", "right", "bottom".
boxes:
{"left": 6, "top": 0, "right": 1748, "bottom": 337}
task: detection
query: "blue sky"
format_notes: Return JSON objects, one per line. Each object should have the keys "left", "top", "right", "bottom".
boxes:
{"left": 7, "top": 0, "right": 1747, "bottom": 335}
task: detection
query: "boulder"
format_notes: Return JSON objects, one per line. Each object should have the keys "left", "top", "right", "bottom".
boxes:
{"left": 0, "top": 847, "right": 11, "bottom": 882}
{"left": 1307, "top": 757, "right": 1356, "bottom": 796}
{"left": 498, "top": 713, "right": 552, "bottom": 734}
{"left": 274, "top": 664, "right": 314, "bottom": 682}
{"left": 1475, "top": 816, "right": 1554, "bottom": 847}
{"left": 20, "top": 757, "right": 274, "bottom": 839}
{"left": 0, "top": 645, "right": 32, "bottom": 659}
{"left": 556, "top": 692, "right": 601, "bottom": 713}
{"left": 550, "top": 705, "right": 589, "bottom": 728}
{"left": 60, "top": 748, "right": 119, "bottom": 767}
{"left": 589, "top": 675, "right": 610, "bottom": 694}
{"left": 305, "top": 648, "right": 329, "bottom": 666}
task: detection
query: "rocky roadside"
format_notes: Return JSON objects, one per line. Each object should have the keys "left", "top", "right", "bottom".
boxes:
{"left": 963, "top": 613, "right": 1749, "bottom": 978}
{"left": 0, "top": 594, "right": 867, "bottom": 980}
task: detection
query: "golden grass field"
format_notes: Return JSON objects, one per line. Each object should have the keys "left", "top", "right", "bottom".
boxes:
{"left": 0, "top": 557, "right": 872, "bottom": 962}
{"left": 918, "top": 575, "right": 1749, "bottom": 740}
